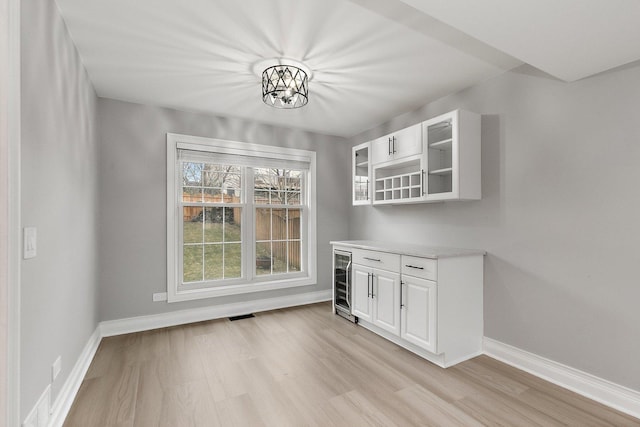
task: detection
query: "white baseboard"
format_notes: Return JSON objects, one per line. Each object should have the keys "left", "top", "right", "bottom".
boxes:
{"left": 48, "top": 328, "right": 101, "bottom": 427}
{"left": 99, "top": 289, "right": 332, "bottom": 337}
{"left": 483, "top": 337, "right": 640, "bottom": 420}
{"left": 22, "top": 384, "right": 50, "bottom": 427}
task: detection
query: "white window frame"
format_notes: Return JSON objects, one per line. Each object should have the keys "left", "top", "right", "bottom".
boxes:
{"left": 167, "top": 133, "right": 317, "bottom": 302}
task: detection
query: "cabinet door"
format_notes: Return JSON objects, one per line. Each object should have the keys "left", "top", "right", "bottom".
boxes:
{"left": 392, "top": 123, "right": 422, "bottom": 161}
{"left": 371, "top": 125, "right": 422, "bottom": 166}
{"left": 401, "top": 276, "right": 437, "bottom": 353}
{"left": 423, "top": 109, "right": 481, "bottom": 201}
{"left": 352, "top": 265, "right": 372, "bottom": 322}
{"left": 371, "top": 136, "right": 394, "bottom": 165}
{"left": 352, "top": 142, "right": 371, "bottom": 205}
{"left": 372, "top": 269, "right": 401, "bottom": 336}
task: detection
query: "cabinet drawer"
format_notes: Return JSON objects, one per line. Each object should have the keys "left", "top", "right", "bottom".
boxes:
{"left": 353, "top": 249, "right": 400, "bottom": 272}
{"left": 401, "top": 255, "right": 437, "bottom": 281}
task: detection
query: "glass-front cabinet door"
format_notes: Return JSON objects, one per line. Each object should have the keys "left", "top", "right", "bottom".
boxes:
{"left": 352, "top": 141, "right": 371, "bottom": 205}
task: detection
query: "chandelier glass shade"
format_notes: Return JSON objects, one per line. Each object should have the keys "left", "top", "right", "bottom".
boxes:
{"left": 262, "top": 64, "right": 309, "bottom": 109}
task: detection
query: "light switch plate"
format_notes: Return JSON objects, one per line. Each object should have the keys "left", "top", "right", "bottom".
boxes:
{"left": 23, "top": 227, "right": 37, "bottom": 259}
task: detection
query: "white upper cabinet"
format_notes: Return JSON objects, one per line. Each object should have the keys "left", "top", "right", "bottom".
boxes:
{"left": 354, "top": 109, "right": 481, "bottom": 205}
{"left": 424, "top": 110, "right": 481, "bottom": 201}
{"left": 371, "top": 123, "right": 422, "bottom": 165}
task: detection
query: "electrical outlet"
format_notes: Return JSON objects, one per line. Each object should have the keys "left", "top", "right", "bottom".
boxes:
{"left": 52, "top": 356, "right": 61, "bottom": 382}
{"left": 153, "top": 292, "right": 167, "bottom": 302}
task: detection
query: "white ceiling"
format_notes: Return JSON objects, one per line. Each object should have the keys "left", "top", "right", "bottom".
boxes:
{"left": 398, "top": 0, "right": 640, "bottom": 82}
{"left": 54, "top": 0, "right": 640, "bottom": 138}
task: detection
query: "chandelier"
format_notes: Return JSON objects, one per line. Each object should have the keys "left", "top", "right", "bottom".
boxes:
{"left": 262, "top": 64, "right": 309, "bottom": 109}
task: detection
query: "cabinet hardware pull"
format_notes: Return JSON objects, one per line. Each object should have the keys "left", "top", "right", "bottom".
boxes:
{"left": 388, "top": 137, "right": 392, "bottom": 155}
{"left": 367, "top": 273, "right": 371, "bottom": 297}
{"left": 346, "top": 260, "right": 352, "bottom": 304}
{"left": 405, "top": 264, "right": 424, "bottom": 270}
{"left": 392, "top": 136, "right": 397, "bottom": 154}
{"left": 400, "top": 281, "right": 404, "bottom": 308}
{"left": 371, "top": 274, "right": 375, "bottom": 298}
{"left": 364, "top": 257, "right": 381, "bottom": 262}
{"left": 421, "top": 169, "right": 425, "bottom": 196}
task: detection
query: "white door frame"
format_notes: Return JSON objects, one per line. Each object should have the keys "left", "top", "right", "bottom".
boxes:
{"left": 1, "top": 0, "right": 21, "bottom": 424}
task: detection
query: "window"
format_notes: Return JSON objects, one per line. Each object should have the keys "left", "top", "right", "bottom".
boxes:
{"left": 181, "top": 163, "right": 243, "bottom": 283}
{"left": 254, "top": 168, "right": 302, "bottom": 276}
{"left": 167, "top": 134, "right": 316, "bottom": 302}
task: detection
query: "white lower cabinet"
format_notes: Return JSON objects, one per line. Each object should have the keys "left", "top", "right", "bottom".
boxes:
{"left": 401, "top": 276, "right": 437, "bottom": 353}
{"left": 352, "top": 265, "right": 373, "bottom": 322}
{"left": 372, "top": 269, "right": 401, "bottom": 336}
{"left": 352, "top": 264, "right": 401, "bottom": 335}
{"left": 334, "top": 242, "right": 484, "bottom": 368}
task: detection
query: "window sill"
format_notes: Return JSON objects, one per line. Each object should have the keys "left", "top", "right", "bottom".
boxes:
{"left": 168, "top": 275, "right": 316, "bottom": 303}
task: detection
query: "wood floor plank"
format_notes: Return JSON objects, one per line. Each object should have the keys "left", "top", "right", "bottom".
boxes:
{"left": 214, "top": 393, "right": 266, "bottom": 427}
{"left": 131, "top": 359, "right": 163, "bottom": 427}
{"left": 243, "top": 357, "right": 309, "bottom": 427}
{"left": 350, "top": 333, "right": 481, "bottom": 402}
{"left": 63, "top": 302, "right": 640, "bottom": 426}
{"left": 516, "top": 387, "right": 623, "bottom": 427}
{"left": 64, "top": 364, "right": 140, "bottom": 427}
{"left": 201, "top": 357, "right": 253, "bottom": 401}
{"left": 451, "top": 357, "right": 530, "bottom": 396}
{"left": 276, "top": 371, "right": 344, "bottom": 426}
{"left": 453, "top": 386, "right": 570, "bottom": 427}
{"left": 473, "top": 355, "right": 640, "bottom": 426}
{"left": 395, "top": 384, "right": 486, "bottom": 427}
{"left": 158, "top": 380, "right": 221, "bottom": 427}
{"left": 327, "top": 389, "right": 398, "bottom": 427}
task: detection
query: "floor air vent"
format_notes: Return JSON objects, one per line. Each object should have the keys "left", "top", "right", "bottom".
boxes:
{"left": 228, "top": 313, "right": 255, "bottom": 321}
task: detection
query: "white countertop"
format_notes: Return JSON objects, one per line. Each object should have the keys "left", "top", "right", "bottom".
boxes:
{"left": 330, "top": 240, "right": 486, "bottom": 259}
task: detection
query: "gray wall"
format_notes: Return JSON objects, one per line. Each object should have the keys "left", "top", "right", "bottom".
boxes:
{"left": 0, "top": 0, "right": 11, "bottom": 421}
{"left": 349, "top": 63, "right": 640, "bottom": 390}
{"left": 20, "top": 0, "right": 99, "bottom": 419}
{"left": 97, "top": 98, "right": 350, "bottom": 321}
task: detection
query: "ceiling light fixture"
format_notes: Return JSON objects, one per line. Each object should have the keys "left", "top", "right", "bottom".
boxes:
{"left": 262, "top": 64, "right": 309, "bottom": 109}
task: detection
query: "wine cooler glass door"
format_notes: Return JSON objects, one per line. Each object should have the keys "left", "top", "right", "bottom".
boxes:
{"left": 334, "top": 250, "right": 352, "bottom": 314}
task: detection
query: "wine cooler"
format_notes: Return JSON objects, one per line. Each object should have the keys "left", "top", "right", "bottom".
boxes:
{"left": 333, "top": 249, "right": 357, "bottom": 323}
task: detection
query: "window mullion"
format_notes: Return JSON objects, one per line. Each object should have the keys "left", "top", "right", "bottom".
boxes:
{"left": 286, "top": 207, "right": 290, "bottom": 273}
{"left": 201, "top": 208, "right": 205, "bottom": 281}
{"left": 221, "top": 206, "right": 225, "bottom": 280}
{"left": 246, "top": 167, "right": 254, "bottom": 281}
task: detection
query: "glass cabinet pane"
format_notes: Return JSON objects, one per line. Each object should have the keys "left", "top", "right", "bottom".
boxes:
{"left": 353, "top": 144, "right": 370, "bottom": 203}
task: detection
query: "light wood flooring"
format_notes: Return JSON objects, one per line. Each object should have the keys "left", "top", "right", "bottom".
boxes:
{"left": 64, "top": 302, "right": 640, "bottom": 426}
